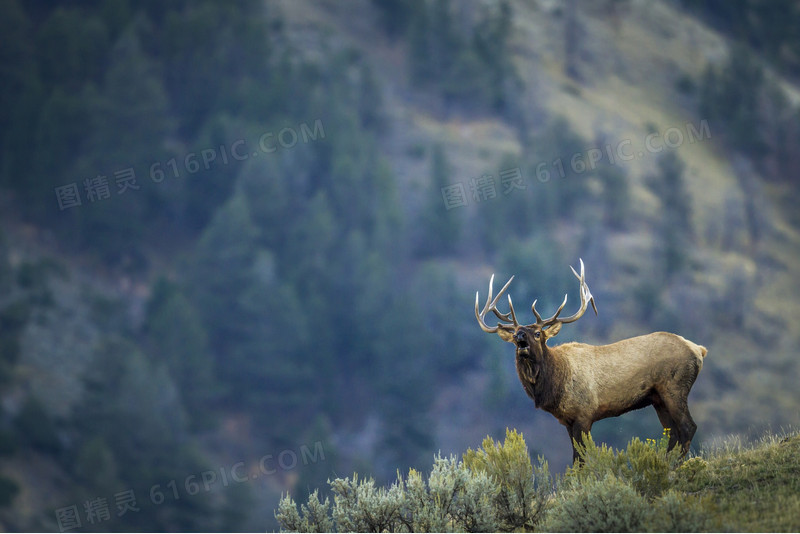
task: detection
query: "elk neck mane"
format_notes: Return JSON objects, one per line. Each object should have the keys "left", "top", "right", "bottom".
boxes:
{"left": 515, "top": 343, "right": 571, "bottom": 413}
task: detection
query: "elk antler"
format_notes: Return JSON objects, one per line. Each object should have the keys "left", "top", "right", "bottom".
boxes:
{"left": 475, "top": 274, "right": 519, "bottom": 333}
{"left": 532, "top": 258, "right": 598, "bottom": 328}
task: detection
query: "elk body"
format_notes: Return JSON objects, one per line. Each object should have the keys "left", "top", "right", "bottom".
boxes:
{"left": 475, "top": 260, "right": 707, "bottom": 462}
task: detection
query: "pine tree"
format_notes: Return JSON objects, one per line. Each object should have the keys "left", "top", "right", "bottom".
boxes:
{"left": 597, "top": 163, "right": 630, "bottom": 230}
{"left": 189, "top": 194, "right": 260, "bottom": 402}
{"left": 418, "top": 144, "right": 461, "bottom": 256}
{"left": 648, "top": 153, "right": 693, "bottom": 279}
{"left": 144, "top": 279, "right": 217, "bottom": 430}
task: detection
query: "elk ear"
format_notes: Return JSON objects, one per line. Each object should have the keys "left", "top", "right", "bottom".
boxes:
{"left": 497, "top": 327, "right": 515, "bottom": 343}
{"left": 543, "top": 322, "right": 562, "bottom": 339}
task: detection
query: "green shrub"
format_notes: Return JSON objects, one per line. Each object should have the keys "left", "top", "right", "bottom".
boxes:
{"left": 544, "top": 475, "right": 715, "bottom": 533}
{"left": 401, "top": 456, "right": 498, "bottom": 532}
{"left": 330, "top": 474, "right": 406, "bottom": 532}
{"left": 544, "top": 474, "right": 649, "bottom": 532}
{"left": 565, "top": 429, "right": 682, "bottom": 500}
{"left": 463, "top": 428, "right": 550, "bottom": 531}
{"left": 647, "top": 489, "right": 715, "bottom": 532}
{"left": 275, "top": 490, "right": 334, "bottom": 533}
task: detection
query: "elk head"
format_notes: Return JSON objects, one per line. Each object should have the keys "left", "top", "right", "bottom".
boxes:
{"left": 474, "top": 259, "right": 598, "bottom": 365}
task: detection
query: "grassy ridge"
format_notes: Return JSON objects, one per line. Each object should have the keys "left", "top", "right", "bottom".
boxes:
{"left": 678, "top": 433, "right": 800, "bottom": 532}
{"left": 276, "top": 430, "right": 800, "bottom": 532}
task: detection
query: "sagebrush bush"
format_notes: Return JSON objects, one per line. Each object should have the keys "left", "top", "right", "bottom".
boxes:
{"left": 547, "top": 430, "right": 716, "bottom": 532}
{"left": 544, "top": 475, "right": 715, "bottom": 533}
{"left": 402, "top": 456, "right": 499, "bottom": 532}
{"left": 463, "top": 428, "right": 550, "bottom": 531}
{"left": 648, "top": 489, "right": 715, "bottom": 532}
{"left": 544, "top": 474, "right": 649, "bottom": 532}
{"left": 564, "top": 429, "right": 682, "bottom": 500}
{"left": 275, "top": 428, "right": 550, "bottom": 532}
{"left": 275, "top": 489, "right": 334, "bottom": 533}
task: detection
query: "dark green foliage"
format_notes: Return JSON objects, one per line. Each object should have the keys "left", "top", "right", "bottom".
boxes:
{"left": 371, "top": 0, "right": 421, "bottom": 39}
{"left": 189, "top": 194, "right": 260, "bottom": 366}
{"left": 0, "top": 477, "right": 19, "bottom": 508}
{"left": 407, "top": 0, "right": 519, "bottom": 115}
{"left": 0, "top": 232, "right": 11, "bottom": 297}
{"left": 417, "top": 144, "right": 461, "bottom": 256}
{"left": 169, "top": 1, "right": 275, "bottom": 131}
{"left": 529, "top": 116, "right": 593, "bottom": 221}
{"left": 597, "top": 162, "right": 630, "bottom": 230}
{"left": 647, "top": 153, "right": 693, "bottom": 279}
{"left": 696, "top": 42, "right": 800, "bottom": 185}
{"left": 471, "top": 1, "right": 517, "bottom": 114}
{"left": 0, "top": 0, "right": 39, "bottom": 190}
{"left": 699, "top": 45, "right": 766, "bottom": 158}
{"left": 35, "top": 8, "right": 109, "bottom": 90}
{"left": 682, "top": 0, "right": 800, "bottom": 77}
{"left": 72, "top": 436, "right": 120, "bottom": 496}
{"left": 14, "top": 396, "right": 61, "bottom": 454}
{"left": 143, "top": 278, "right": 217, "bottom": 430}
{"left": 0, "top": 300, "right": 30, "bottom": 383}
{"left": 499, "top": 235, "right": 573, "bottom": 319}
{"left": 474, "top": 153, "right": 538, "bottom": 254}
{"left": 70, "top": 336, "right": 218, "bottom": 531}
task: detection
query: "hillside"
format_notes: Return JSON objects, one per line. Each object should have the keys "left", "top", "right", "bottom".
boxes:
{"left": 277, "top": 428, "right": 800, "bottom": 532}
{"left": 1, "top": 0, "right": 800, "bottom": 531}
{"left": 272, "top": 0, "right": 800, "bottom": 466}
{"left": 679, "top": 432, "right": 800, "bottom": 532}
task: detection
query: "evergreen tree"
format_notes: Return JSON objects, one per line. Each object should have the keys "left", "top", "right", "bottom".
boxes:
{"left": 648, "top": 153, "right": 693, "bottom": 280}
{"left": 0, "top": 0, "right": 39, "bottom": 190}
{"left": 71, "top": 335, "right": 220, "bottom": 531}
{"left": 35, "top": 8, "right": 109, "bottom": 91}
{"left": 525, "top": 117, "right": 590, "bottom": 224}
{"left": 597, "top": 162, "right": 630, "bottom": 230}
{"left": 189, "top": 194, "right": 260, "bottom": 402}
{"left": 418, "top": 144, "right": 462, "bottom": 257}
{"left": 408, "top": 0, "right": 434, "bottom": 83}
{"left": 144, "top": 278, "right": 217, "bottom": 430}
{"left": 69, "top": 27, "right": 173, "bottom": 262}
{"left": 236, "top": 156, "right": 294, "bottom": 251}
{"left": 698, "top": 45, "right": 766, "bottom": 158}
{"left": 231, "top": 249, "right": 317, "bottom": 449}
{"left": 472, "top": 0, "right": 516, "bottom": 112}
{"left": 370, "top": 0, "right": 420, "bottom": 40}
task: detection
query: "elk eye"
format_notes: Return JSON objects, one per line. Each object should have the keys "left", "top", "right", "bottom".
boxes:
{"left": 533, "top": 331, "right": 540, "bottom": 339}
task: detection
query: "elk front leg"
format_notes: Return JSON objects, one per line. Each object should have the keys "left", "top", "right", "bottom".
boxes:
{"left": 568, "top": 421, "right": 593, "bottom": 464}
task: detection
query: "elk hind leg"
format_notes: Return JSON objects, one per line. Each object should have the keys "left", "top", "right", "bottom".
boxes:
{"left": 659, "top": 392, "right": 697, "bottom": 455}
{"left": 652, "top": 393, "right": 679, "bottom": 450}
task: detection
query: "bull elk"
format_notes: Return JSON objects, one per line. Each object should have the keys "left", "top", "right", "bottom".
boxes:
{"left": 475, "top": 260, "right": 707, "bottom": 462}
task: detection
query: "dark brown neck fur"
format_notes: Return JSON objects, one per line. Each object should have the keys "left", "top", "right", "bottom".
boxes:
{"left": 515, "top": 345, "right": 568, "bottom": 414}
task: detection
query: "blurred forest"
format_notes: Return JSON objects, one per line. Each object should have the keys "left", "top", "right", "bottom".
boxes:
{"left": 1, "top": 0, "right": 800, "bottom": 531}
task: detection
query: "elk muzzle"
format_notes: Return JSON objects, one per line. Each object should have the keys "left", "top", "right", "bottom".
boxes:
{"left": 514, "top": 330, "right": 531, "bottom": 355}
